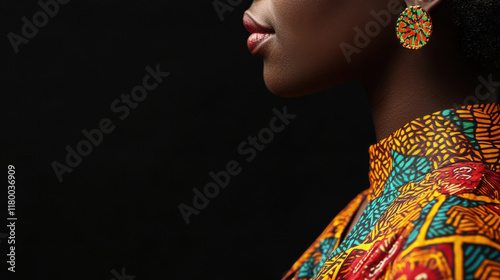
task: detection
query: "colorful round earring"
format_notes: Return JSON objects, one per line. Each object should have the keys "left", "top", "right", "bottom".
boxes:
{"left": 395, "top": 5, "right": 432, "bottom": 50}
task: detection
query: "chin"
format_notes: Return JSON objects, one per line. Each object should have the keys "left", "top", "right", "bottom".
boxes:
{"left": 264, "top": 82, "right": 307, "bottom": 98}
{"left": 263, "top": 69, "right": 316, "bottom": 98}
{"left": 263, "top": 70, "right": 346, "bottom": 98}
{"left": 262, "top": 56, "right": 353, "bottom": 98}
{"left": 264, "top": 81, "right": 316, "bottom": 98}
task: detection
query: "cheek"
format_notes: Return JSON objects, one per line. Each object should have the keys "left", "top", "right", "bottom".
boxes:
{"left": 263, "top": 2, "right": 361, "bottom": 95}
{"left": 264, "top": 0, "right": 399, "bottom": 96}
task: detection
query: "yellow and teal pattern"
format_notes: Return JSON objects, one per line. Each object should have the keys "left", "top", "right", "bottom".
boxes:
{"left": 282, "top": 103, "right": 500, "bottom": 280}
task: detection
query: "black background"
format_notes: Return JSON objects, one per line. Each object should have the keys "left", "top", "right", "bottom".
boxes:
{"left": 2, "top": 1, "right": 375, "bottom": 279}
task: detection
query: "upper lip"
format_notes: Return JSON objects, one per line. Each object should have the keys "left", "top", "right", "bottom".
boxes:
{"left": 243, "top": 12, "right": 274, "bottom": 34}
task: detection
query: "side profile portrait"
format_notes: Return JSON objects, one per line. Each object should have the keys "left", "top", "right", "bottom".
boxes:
{"left": 243, "top": 0, "right": 500, "bottom": 279}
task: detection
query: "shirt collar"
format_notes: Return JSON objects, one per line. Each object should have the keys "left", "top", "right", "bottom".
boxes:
{"left": 367, "top": 103, "right": 500, "bottom": 200}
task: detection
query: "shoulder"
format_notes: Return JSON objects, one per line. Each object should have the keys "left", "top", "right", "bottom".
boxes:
{"left": 403, "top": 161, "right": 500, "bottom": 245}
{"left": 388, "top": 161, "right": 500, "bottom": 280}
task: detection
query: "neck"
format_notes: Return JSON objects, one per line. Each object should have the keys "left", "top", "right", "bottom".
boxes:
{"left": 360, "top": 4, "right": 498, "bottom": 142}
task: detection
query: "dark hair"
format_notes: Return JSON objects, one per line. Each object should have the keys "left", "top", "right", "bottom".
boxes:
{"left": 450, "top": 0, "right": 500, "bottom": 70}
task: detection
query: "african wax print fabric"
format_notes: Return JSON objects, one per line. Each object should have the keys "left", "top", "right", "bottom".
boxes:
{"left": 282, "top": 103, "right": 500, "bottom": 280}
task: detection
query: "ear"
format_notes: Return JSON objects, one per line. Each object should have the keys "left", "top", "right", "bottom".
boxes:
{"left": 404, "top": 0, "right": 442, "bottom": 12}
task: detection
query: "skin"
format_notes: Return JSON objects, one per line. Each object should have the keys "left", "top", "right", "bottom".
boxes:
{"left": 244, "top": 0, "right": 498, "bottom": 233}
{"left": 245, "top": 0, "right": 497, "bottom": 140}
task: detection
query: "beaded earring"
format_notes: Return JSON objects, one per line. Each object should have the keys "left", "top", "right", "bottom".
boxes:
{"left": 395, "top": 6, "right": 432, "bottom": 49}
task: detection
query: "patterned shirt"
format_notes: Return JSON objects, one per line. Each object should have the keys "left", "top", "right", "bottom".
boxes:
{"left": 282, "top": 103, "right": 500, "bottom": 280}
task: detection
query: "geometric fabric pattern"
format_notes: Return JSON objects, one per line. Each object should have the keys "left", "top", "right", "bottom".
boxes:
{"left": 281, "top": 103, "right": 500, "bottom": 280}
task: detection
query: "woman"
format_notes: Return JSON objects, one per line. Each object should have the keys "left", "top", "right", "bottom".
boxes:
{"left": 242, "top": 0, "right": 500, "bottom": 279}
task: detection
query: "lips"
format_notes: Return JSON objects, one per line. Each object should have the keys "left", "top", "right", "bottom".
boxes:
{"left": 243, "top": 12, "right": 275, "bottom": 55}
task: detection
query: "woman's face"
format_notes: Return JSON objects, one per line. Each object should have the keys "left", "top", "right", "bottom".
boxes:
{"left": 244, "top": 0, "right": 404, "bottom": 97}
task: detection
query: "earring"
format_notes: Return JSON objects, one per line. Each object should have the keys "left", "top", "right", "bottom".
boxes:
{"left": 395, "top": 5, "right": 432, "bottom": 50}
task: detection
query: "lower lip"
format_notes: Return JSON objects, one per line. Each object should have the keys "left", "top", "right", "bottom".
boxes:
{"left": 247, "top": 33, "right": 274, "bottom": 55}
